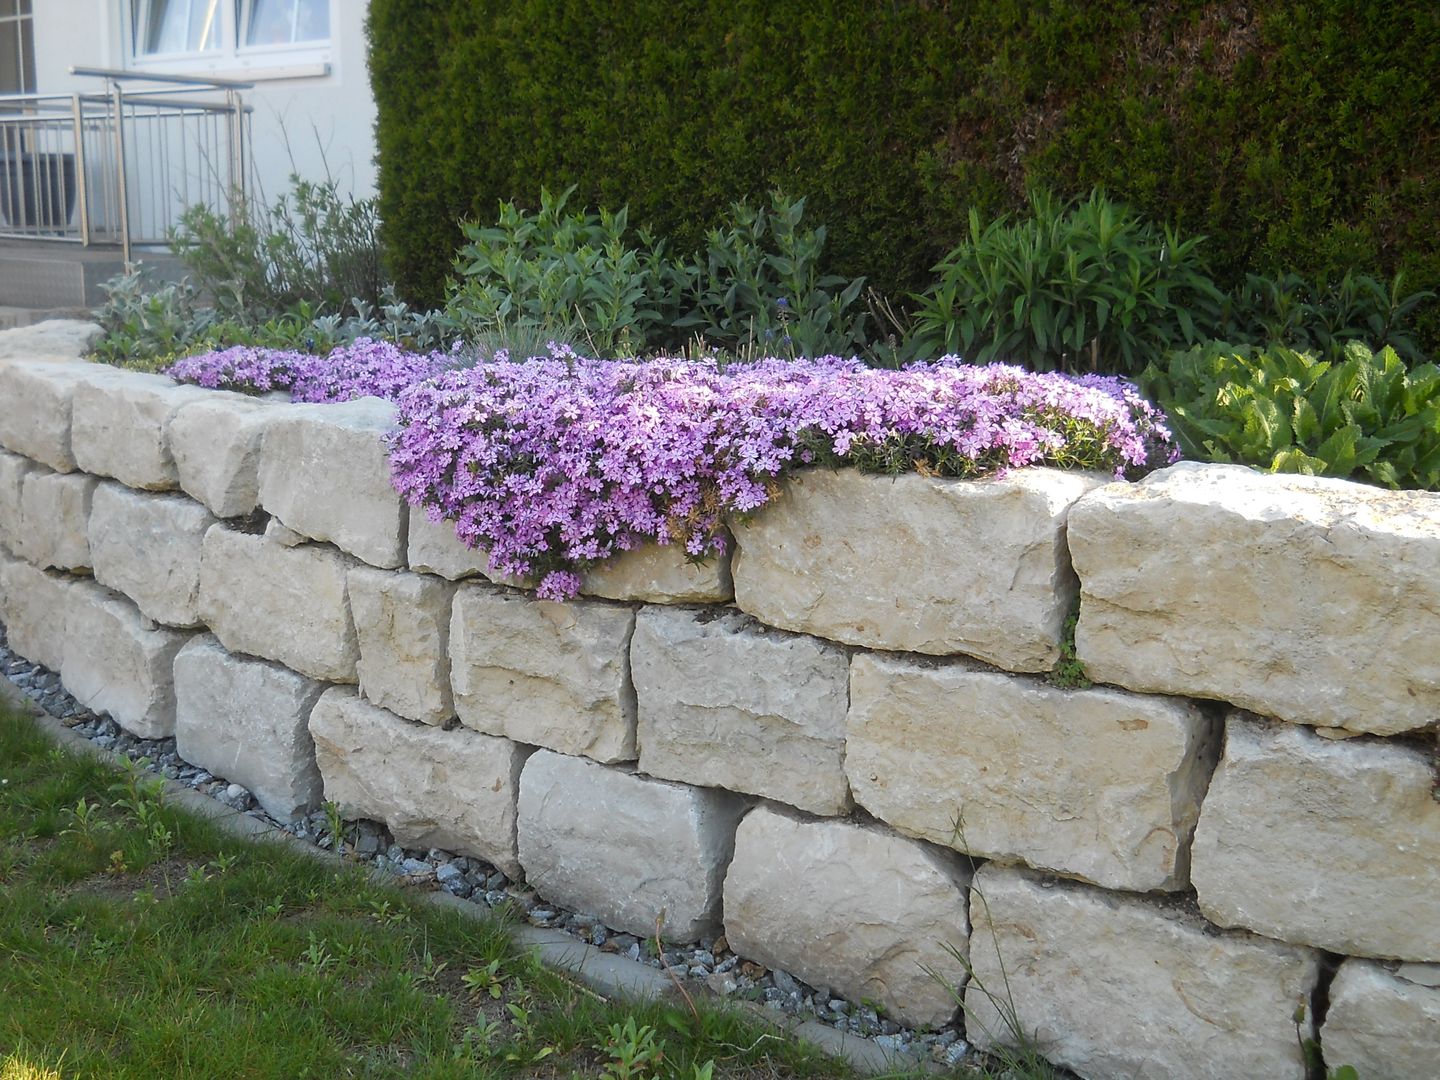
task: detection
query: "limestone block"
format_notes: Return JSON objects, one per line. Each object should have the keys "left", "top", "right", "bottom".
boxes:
{"left": 348, "top": 566, "right": 456, "bottom": 725}
{"left": 517, "top": 750, "right": 744, "bottom": 939}
{"left": 0, "top": 318, "right": 101, "bottom": 360}
{"left": 88, "top": 483, "right": 215, "bottom": 627}
{"left": 1071, "top": 462, "right": 1440, "bottom": 735}
{"left": 308, "top": 686, "right": 528, "bottom": 876}
{"left": 967, "top": 864, "right": 1319, "bottom": 1080}
{"left": 70, "top": 370, "right": 210, "bottom": 490}
{"left": 0, "top": 359, "right": 109, "bottom": 471}
{"left": 731, "top": 468, "right": 1103, "bottom": 672}
{"left": 633, "top": 607, "right": 850, "bottom": 815}
{"left": 0, "top": 450, "right": 37, "bottom": 552}
{"left": 1321, "top": 959, "right": 1440, "bottom": 1080}
{"left": 405, "top": 510, "right": 491, "bottom": 581}
{"left": 1191, "top": 714, "right": 1440, "bottom": 961}
{"left": 198, "top": 525, "right": 358, "bottom": 683}
{"left": 449, "top": 585, "right": 636, "bottom": 762}
{"left": 17, "top": 467, "right": 97, "bottom": 571}
{"left": 0, "top": 557, "right": 70, "bottom": 670}
{"left": 61, "top": 580, "right": 190, "bottom": 738}
{"left": 257, "top": 397, "right": 405, "bottom": 568}
{"left": 847, "top": 652, "right": 1218, "bottom": 892}
{"left": 723, "top": 806, "right": 970, "bottom": 1027}
{"left": 581, "top": 543, "right": 733, "bottom": 604}
{"left": 173, "top": 636, "right": 325, "bottom": 819}
{"left": 170, "top": 393, "right": 274, "bottom": 517}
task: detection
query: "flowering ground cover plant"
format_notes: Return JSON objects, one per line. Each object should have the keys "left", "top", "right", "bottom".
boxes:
{"left": 169, "top": 342, "right": 1177, "bottom": 598}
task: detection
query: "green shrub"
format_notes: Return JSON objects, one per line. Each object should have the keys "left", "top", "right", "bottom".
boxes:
{"left": 909, "top": 190, "right": 1219, "bottom": 373}
{"left": 673, "top": 193, "right": 869, "bottom": 359}
{"left": 445, "top": 186, "right": 677, "bottom": 357}
{"left": 367, "top": 1, "right": 1440, "bottom": 354}
{"left": 172, "top": 174, "right": 384, "bottom": 320}
{"left": 1142, "top": 340, "right": 1440, "bottom": 489}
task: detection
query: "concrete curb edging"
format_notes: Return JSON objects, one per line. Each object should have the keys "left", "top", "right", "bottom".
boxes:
{"left": 0, "top": 676, "right": 931, "bottom": 1078}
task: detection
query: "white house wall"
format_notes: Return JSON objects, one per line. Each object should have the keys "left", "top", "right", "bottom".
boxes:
{"left": 29, "top": 1, "right": 378, "bottom": 203}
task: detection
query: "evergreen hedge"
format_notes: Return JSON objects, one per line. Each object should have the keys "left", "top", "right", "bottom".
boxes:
{"left": 367, "top": 1, "right": 1440, "bottom": 348}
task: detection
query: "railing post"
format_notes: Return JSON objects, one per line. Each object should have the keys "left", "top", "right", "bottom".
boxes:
{"left": 109, "top": 79, "right": 131, "bottom": 264}
{"left": 70, "top": 92, "right": 90, "bottom": 245}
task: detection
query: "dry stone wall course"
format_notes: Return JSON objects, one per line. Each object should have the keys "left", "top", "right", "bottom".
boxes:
{"left": 449, "top": 585, "right": 637, "bottom": 762}
{"left": 16, "top": 467, "right": 96, "bottom": 571}
{"left": 0, "top": 450, "right": 35, "bottom": 552}
{"left": 0, "top": 557, "right": 71, "bottom": 670}
{"left": 309, "top": 686, "right": 528, "bottom": 877}
{"left": 258, "top": 398, "right": 406, "bottom": 568}
{"left": 723, "top": 806, "right": 970, "bottom": 1028}
{"left": 517, "top": 750, "right": 744, "bottom": 940}
{"left": 0, "top": 358, "right": 104, "bottom": 471}
{"left": 88, "top": 483, "right": 216, "bottom": 627}
{"left": 198, "top": 525, "right": 359, "bottom": 683}
{"left": 348, "top": 566, "right": 456, "bottom": 726}
{"left": 632, "top": 606, "right": 851, "bottom": 815}
{"left": 169, "top": 393, "right": 274, "bottom": 518}
{"left": 1320, "top": 959, "right": 1440, "bottom": 1080}
{"left": 61, "top": 579, "right": 190, "bottom": 739}
{"left": 70, "top": 370, "right": 210, "bottom": 490}
{"left": 731, "top": 468, "right": 1103, "bottom": 671}
{"left": 1191, "top": 714, "right": 1440, "bottom": 962}
{"left": 846, "top": 652, "right": 1218, "bottom": 892}
{"left": 966, "top": 864, "right": 1319, "bottom": 1080}
{"left": 1071, "top": 461, "right": 1440, "bottom": 736}
{"left": 173, "top": 635, "right": 326, "bottom": 820}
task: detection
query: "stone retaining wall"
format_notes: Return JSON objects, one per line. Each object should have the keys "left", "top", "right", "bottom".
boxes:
{"left": 1, "top": 344, "right": 1437, "bottom": 1080}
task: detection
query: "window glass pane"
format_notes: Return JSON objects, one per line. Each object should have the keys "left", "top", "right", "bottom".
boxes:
{"left": 0, "top": 3, "right": 17, "bottom": 21}
{"left": 142, "top": 0, "right": 221, "bottom": 55}
{"left": 246, "top": 0, "right": 328, "bottom": 46}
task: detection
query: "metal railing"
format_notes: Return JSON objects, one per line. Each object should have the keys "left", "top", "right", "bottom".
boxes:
{"left": 0, "top": 67, "right": 252, "bottom": 262}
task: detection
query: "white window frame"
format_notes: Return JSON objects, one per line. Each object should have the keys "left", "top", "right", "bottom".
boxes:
{"left": 126, "top": 0, "right": 333, "bottom": 80}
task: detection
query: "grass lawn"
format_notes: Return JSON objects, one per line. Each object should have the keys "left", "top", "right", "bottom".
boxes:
{"left": 0, "top": 700, "right": 905, "bottom": 1080}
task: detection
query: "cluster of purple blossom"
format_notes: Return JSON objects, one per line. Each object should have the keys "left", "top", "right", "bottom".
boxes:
{"left": 169, "top": 341, "right": 1177, "bottom": 599}
{"left": 166, "top": 338, "right": 450, "bottom": 403}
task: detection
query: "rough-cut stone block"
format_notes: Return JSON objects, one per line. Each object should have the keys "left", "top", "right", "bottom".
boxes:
{"left": 173, "top": 636, "right": 325, "bottom": 819}
{"left": 633, "top": 607, "right": 850, "bottom": 814}
{"left": 17, "top": 467, "right": 97, "bottom": 571}
{"left": 348, "top": 566, "right": 456, "bottom": 725}
{"left": 70, "top": 370, "right": 210, "bottom": 490}
{"left": 732, "top": 468, "right": 1102, "bottom": 672}
{"left": 89, "top": 483, "right": 215, "bottom": 627}
{"left": 1071, "top": 462, "right": 1440, "bottom": 735}
{"left": 723, "top": 807, "right": 970, "bottom": 1027}
{"left": 1191, "top": 714, "right": 1440, "bottom": 961}
{"left": 0, "top": 319, "right": 101, "bottom": 360}
{"left": 517, "top": 750, "right": 743, "bottom": 940}
{"left": 198, "top": 526, "right": 358, "bottom": 683}
{"left": 847, "top": 652, "right": 1217, "bottom": 892}
{"left": 450, "top": 585, "right": 636, "bottom": 762}
{"left": 581, "top": 543, "right": 733, "bottom": 604}
{"left": 0, "top": 450, "right": 37, "bottom": 552}
{"left": 967, "top": 864, "right": 1318, "bottom": 1080}
{"left": 406, "top": 510, "right": 491, "bottom": 581}
{"left": 0, "top": 557, "right": 70, "bottom": 670}
{"left": 258, "top": 397, "right": 405, "bottom": 568}
{"left": 170, "top": 393, "right": 274, "bottom": 517}
{"left": 309, "top": 687, "right": 528, "bottom": 876}
{"left": 0, "top": 359, "right": 109, "bottom": 471}
{"left": 62, "top": 581, "right": 189, "bottom": 738}
{"left": 1321, "top": 959, "right": 1440, "bottom": 1080}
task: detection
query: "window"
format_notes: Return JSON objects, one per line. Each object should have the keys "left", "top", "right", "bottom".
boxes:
{"left": 129, "top": 0, "right": 330, "bottom": 73}
{"left": 0, "top": 1, "right": 35, "bottom": 95}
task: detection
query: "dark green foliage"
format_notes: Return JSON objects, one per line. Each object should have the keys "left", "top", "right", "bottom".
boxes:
{"left": 368, "top": 1, "right": 1440, "bottom": 352}
{"left": 910, "top": 189, "right": 1220, "bottom": 373}
{"left": 1142, "top": 340, "right": 1440, "bottom": 488}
